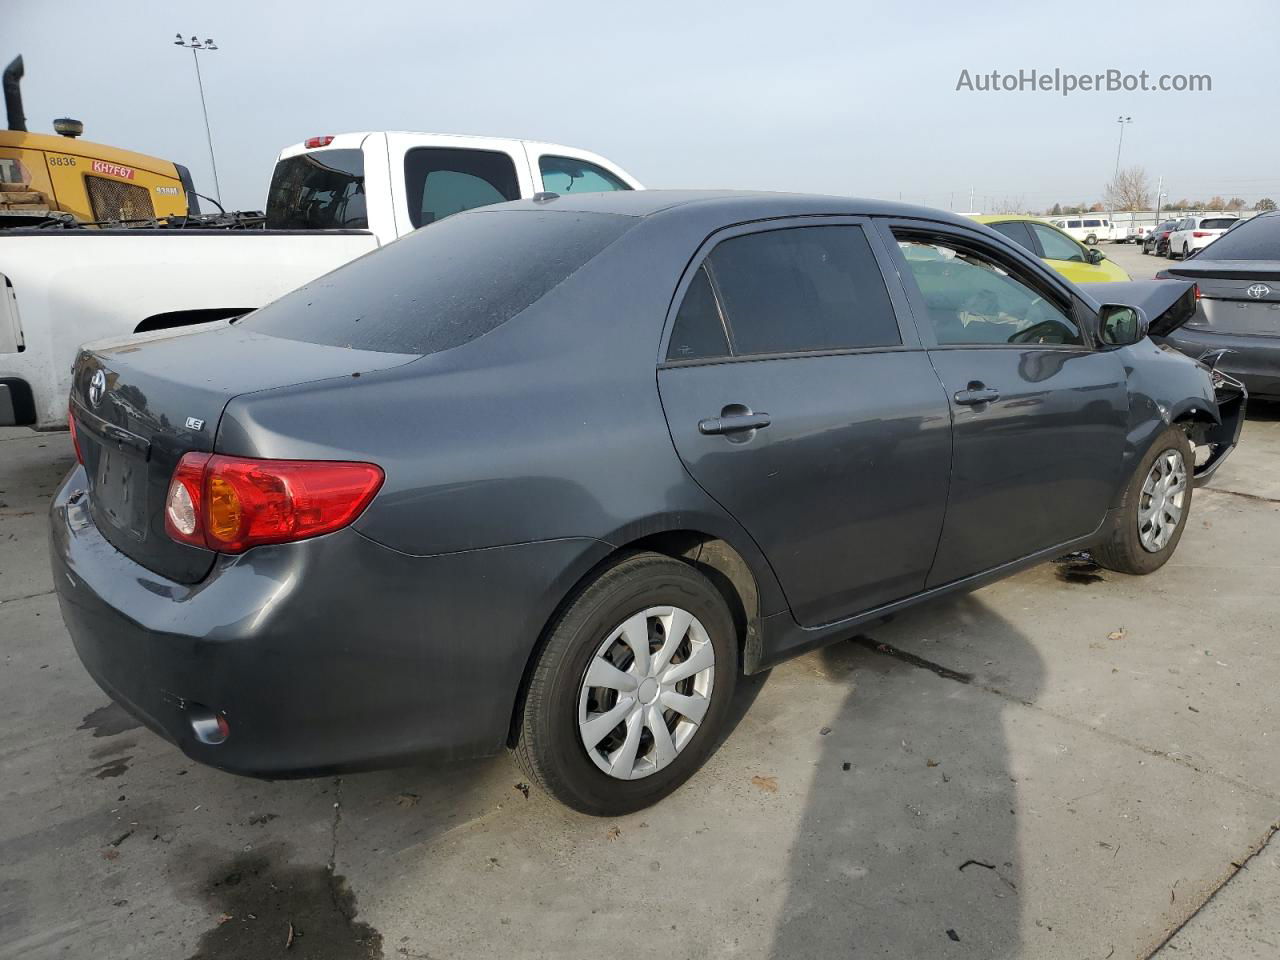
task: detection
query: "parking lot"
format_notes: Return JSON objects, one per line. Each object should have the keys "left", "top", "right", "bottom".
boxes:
{"left": 2, "top": 240, "right": 1278, "bottom": 960}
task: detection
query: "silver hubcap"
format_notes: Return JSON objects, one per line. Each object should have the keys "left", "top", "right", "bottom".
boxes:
{"left": 1138, "top": 449, "right": 1187, "bottom": 552}
{"left": 578, "top": 605, "right": 715, "bottom": 780}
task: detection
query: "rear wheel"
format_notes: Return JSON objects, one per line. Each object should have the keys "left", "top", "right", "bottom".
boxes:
{"left": 1094, "top": 426, "right": 1193, "bottom": 575}
{"left": 1183, "top": 244, "right": 1191, "bottom": 259}
{"left": 514, "top": 552, "right": 737, "bottom": 815}
{"left": 1086, "top": 233, "right": 1098, "bottom": 245}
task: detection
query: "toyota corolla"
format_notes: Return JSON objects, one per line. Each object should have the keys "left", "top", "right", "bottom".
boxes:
{"left": 52, "top": 191, "right": 1243, "bottom": 814}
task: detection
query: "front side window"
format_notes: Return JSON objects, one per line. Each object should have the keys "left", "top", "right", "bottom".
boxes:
{"left": 404, "top": 148, "right": 520, "bottom": 228}
{"left": 895, "top": 237, "right": 1083, "bottom": 347}
{"left": 266, "top": 149, "right": 367, "bottom": 230}
{"left": 699, "top": 225, "right": 901, "bottom": 356}
{"left": 1066, "top": 220, "right": 1082, "bottom": 228}
{"left": 1029, "top": 223, "right": 1086, "bottom": 263}
{"left": 539, "top": 155, "right": 631, "bottom": 195}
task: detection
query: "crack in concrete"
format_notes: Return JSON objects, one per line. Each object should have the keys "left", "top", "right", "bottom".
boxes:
{"left": 1144, "top": 821, "right": 1280, "bottom": 958}
{"left": 857, "top": 637, "right": 1280, "bottom": 804}
{"left": 1202, "top": 487, "right": 1280, "bottom": 505}
{"left": 0, "top": 588, "right": 56, "bottom": 605}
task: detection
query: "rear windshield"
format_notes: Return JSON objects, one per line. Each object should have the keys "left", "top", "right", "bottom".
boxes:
{"left": 265, "top": 149, "right": 367, "bottom": 230}
{"left": 1189, "top": 215, "right": 1280, "bottom": 260}
{"left": 1200, "top": 218, "right": 1238, "bottom": 230}
{"left": 239, "top": 209, "right": 634, "bottom": 354}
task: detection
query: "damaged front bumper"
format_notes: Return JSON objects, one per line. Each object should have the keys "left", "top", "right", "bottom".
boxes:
{"left": 1190, "top": 367, "right": 1247, "bottom": 487}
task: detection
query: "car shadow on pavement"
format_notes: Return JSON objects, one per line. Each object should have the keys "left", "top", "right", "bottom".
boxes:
{"left": 768, "top": 593, "right": 1043, "bottom": 959}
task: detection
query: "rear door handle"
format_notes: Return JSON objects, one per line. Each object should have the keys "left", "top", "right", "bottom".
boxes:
{"left": 699, "top": 412, "right": 772, "bottom": 435}
{"left": 954, "top": 385, "right": 1000, "bottom": 406}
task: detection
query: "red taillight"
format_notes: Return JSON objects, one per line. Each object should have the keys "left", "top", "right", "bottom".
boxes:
{"left": 164, "top": 453, "right": 383, "bottom": 553}
{"left": 304, "top": 135, "right": 335, "bottom": 149}
{"left": 68, "top": 404, "right": 83, "bottom": 464}
{"left": 1192, "top": 231, "right": 1212, "bottom": 238}
{"left": 1194, "top": 283, "right": 1201, "bottom": 301}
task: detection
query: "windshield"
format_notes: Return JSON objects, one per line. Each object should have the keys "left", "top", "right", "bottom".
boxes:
{"left": 1191, "top": 214, "right": 1280, "bottom": 260}
{"left": 240, "top": 209, "right": 635, "bottom": 355}
{"left": 265, "top": 149, "right": 367, "bottom": 230}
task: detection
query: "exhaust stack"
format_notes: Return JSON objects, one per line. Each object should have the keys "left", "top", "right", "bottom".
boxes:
{"left": 3, "top": 56, "right": 25, "bottom": 132}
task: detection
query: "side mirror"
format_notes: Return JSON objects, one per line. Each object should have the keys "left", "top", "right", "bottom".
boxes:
{"left": 1097, "top": 304, "right": 1149, "bottom": 347}
{"left": 1086, "top": 248, "right": 1105, "bottom": 265}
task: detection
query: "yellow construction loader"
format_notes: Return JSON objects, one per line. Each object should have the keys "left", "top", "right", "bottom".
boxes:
{"left": 1, "top": 55, "right": 198, "bottom": 226}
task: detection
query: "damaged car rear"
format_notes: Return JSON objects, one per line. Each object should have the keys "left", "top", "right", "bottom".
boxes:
{"left": 52, "top": 191, "right": 1243, "bottom": 815}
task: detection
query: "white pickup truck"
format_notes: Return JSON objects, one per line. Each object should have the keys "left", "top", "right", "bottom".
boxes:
{"left": 0, "top": 131, "right": 641, "bottom": 427}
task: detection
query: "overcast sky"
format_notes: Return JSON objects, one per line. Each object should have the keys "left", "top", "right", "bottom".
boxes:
{"left": 10, "top": 0, "right": 1279, "bottom": 213}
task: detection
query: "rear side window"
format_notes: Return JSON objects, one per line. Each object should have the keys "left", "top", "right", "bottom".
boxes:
{"left": 988, "top": 221, "right": 1034, "bottom": 252}
{"left": 667, "top": 267, "right": 730, "bottom": 360}
{"left": 540, "top": 155, "right": 631, "bottom": 194}
{"left": 1200, "top": 218, "right": 1238, "bottom": 230}
{"left": 266, "top": 149, "right": 367, "bottom": 230}
{"left": 700, "top": 225, "right": 900, "bottom": 356}
{"left": 404, "top": 148, "right": 520, "bottom": 228}
{"left": 240, "top": 210, "right": 633, "bottom": 355}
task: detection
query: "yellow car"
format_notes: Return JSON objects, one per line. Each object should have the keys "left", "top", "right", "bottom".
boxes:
{"left": 970, "top": 215, "right": 1130, "bottom": 284}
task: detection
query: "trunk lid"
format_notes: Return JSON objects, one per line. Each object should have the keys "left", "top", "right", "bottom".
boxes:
{"left": 1162, "top": 261, "right": 1280, "bottom": 337}
{"left": 70, "top": 323, "right": 415, "bottom": 583}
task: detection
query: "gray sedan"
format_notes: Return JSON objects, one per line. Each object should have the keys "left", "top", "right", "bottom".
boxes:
{"left": 52, "top": 191, "right": 1242, "bottom": 814}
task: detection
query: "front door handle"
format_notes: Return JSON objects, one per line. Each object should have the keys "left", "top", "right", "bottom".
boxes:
{"left": 699, "top": 412, "right": 772, "bottom": 435}
{"left": 953, "top": 384, "right": 1000, "bottom": 406}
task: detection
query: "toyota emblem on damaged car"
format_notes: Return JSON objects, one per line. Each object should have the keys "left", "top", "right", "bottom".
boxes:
{"left": 1247, "top": 283, "right": 1271, "bottom": 299}
{"left": 88, "top": 369, "right": 106, "bottom": 408}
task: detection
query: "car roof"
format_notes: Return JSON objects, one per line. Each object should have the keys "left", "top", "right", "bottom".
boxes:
{"left": 489, "top": 189, "right": 981, "bottom": 229}
{"left": 970, "top": 214, "right": 1054, "bottom": 226}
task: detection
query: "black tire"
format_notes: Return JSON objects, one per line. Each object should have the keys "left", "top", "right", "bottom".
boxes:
{"left": 514, "top": 552, "right": 738, "bottom": 815}
{"left": 1093, "top": 426, "right": 1194, "bottom": 575}
{"left": 1086, "top": 234, "right": 1098, "bottom": 245}
{"left": 1182, "top": 244, "right": 1191, "bottom": 260}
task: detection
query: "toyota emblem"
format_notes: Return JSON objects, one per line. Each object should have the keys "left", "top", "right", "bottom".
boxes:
{"left": 88, "top": 369, "right": 106, "bottom": 408}
{"left": 1247, "top": 283, "right": 1271, "bottom": 300}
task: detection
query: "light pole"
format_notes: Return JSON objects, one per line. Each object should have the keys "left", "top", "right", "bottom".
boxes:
{"left": 173, "top": 34, "right": 221, "bottom": 206}
{"left": 1114, "top": 115, "right": 1133, "bottom": 178}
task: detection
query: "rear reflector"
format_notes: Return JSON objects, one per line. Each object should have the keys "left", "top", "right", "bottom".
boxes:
{"left": 68, "top": 405, "right": 83, "bottom": 464}
{"left": 304, "top": 135, "right": 335, "bottom": 149}
{"left": 165, "top": 453, "right": 383, "bottom": 553}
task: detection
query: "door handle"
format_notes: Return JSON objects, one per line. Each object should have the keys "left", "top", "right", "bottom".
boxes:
{"left": 953, "top": 384, "right": 1000, "bottom": 406}
{"left": 698, "top": 412, "right": 772, "bottom": 435}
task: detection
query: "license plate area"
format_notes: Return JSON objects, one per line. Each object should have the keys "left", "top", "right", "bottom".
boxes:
{"left": 73, "top": 403, "right": 153, "bottom": 540}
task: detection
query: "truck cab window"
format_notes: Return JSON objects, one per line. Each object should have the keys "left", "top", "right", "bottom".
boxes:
{"left": 539, "top": 155, "right": 631, "bottom": 194}
{"left": 404, "top": 148, "right": 519, "bottom": 228}
{"left": 266, "top": 149, "right": 367, "bottom": 230}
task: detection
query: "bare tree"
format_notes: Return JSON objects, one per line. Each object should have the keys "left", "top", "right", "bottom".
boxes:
{"left": 991, "top": 196, "right": 1030, "bottom": 215}
{"left": 1206, "top": 195, "right": 1227, "bottom": 211}
{"left": 1226, "top": 197, "right": 1246, "bottom": 210}
{"left": 1257, "top": 198, "right": 1277, "bottom": 211}
{"left": 1104, "top": 166, "right": 1153, "bottom": 211}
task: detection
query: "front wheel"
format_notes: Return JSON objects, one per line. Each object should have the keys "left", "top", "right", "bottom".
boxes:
{"left": 514, "top": 552, "right": 738, "bottom": 815}
{"left": 1094, "top": 426, "right": 1193, "bottom": 575}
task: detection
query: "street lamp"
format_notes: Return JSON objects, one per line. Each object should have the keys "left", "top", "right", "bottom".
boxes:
{"left": 1114, "top": 115, "right": 1133, "bottom": 178}
{"left": 173, "top": 33, "right": 222, "bottom": 206}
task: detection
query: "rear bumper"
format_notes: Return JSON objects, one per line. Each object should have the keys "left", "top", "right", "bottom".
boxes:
{"left": 1158, "top": 328, "right": 1280, "bottom": 401}
{"left": 50, "top": 466, "right": 609, "bottom": 777}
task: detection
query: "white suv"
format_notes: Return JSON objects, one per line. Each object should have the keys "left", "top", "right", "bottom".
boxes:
{"left": 1050, "top": 216, "right": 1114, "bottom": 245}
{"left": 1166, "top": 215, "right": 1239, "bottom": 259}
